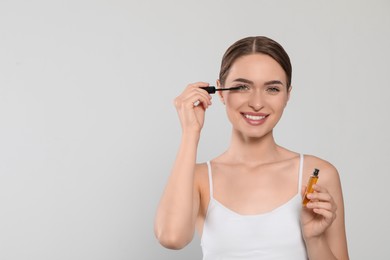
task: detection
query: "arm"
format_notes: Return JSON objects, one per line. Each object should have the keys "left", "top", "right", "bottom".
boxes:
{"left": 154, "top": 133, "right": 200, "bottom": 249}
{"left": 154, "top": 82, "right": 212, "bottom": 249}
{"left": 301, "top": 159, "right": 349, "bottom": 260}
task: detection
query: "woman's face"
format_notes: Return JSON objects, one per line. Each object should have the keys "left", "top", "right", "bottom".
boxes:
{"left": 218, "top": 53, "right": 291, "bottom": 139}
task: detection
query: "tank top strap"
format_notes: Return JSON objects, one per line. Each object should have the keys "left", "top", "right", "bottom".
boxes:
{"left": 206, "top": 161, "right": 214, "bottom": 199}
{"left": 297, "top": 154, "right": 304, "bottom": 193}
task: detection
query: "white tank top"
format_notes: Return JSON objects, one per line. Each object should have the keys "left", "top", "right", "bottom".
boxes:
{"left": 201, "top": 154, "right": 308, "bottom": 260}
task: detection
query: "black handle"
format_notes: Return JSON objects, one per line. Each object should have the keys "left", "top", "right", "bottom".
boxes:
{"left": 200, "top": 86, "right": 216, "bottom": 94}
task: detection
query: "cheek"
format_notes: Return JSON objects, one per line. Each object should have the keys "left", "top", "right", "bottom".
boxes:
{"left": 224, "top": 94, "right": 289, "bottom": 111}
{"left": 224, "top": 95, "right": 244, "bottom": 121}
{"left": 276, "top": 101, "right": 289, "bottom": 116}
{"left": 224, "top": 94, "right": 246, "bottom": 107}
{"left": 280, "top": 96, "right": 289, "bottom": 108}
{"left": 272, "top": 99, "right": 287, "bottom": 111}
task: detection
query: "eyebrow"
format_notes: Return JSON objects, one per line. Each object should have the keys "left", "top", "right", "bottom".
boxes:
{"left": 264, "top": 80, "right": 284, "bottom": 86}
{"left": 232, "top": 78, "right": 285, "bottom": 86}
{"left": 232, "top": 78, "right": 254, "bottom": 84}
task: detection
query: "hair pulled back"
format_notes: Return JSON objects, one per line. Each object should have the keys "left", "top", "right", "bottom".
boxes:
{"left": 219, "top": 36, "right": 292, "bottom": 89}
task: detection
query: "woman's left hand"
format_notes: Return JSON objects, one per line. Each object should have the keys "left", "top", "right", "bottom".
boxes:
{"left": 300, "top": 184, "right": 337, "bottom": 239}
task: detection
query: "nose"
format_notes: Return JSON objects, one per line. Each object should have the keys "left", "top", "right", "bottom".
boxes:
{"left": 248, "top": 89, "right": 264, "bottom": 111}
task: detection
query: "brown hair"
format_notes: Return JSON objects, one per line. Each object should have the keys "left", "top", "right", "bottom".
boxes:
{"left": 219, "top": 36, "right": 292, "bottom": 89}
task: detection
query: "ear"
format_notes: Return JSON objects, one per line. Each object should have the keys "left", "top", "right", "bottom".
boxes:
{"left": 216, "top": 79, "right": 225, "bottom": 105}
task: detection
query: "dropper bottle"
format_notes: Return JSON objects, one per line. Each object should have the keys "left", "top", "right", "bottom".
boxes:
{"left": 302, "top": 168, "right": 320, "bottom": 206}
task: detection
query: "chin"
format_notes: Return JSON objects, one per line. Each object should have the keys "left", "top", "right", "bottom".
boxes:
{"left": 247, "top": 132, "right": 271, "bottom": 139}
{"left": 236, "top": 128, "right": 273, "bottom": 140}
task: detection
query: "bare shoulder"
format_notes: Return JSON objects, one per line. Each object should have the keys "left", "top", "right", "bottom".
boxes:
{"left": 304, "top": 154, "right": 338, "bottom": 172}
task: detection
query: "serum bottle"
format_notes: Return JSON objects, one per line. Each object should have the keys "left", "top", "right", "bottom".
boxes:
{"left": 302, "top": 168, "right": 320, "bottom": 206}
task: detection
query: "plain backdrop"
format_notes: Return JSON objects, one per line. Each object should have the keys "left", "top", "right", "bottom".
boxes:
{"left": 1, "top": 0, "right": 389, "bottom": 259}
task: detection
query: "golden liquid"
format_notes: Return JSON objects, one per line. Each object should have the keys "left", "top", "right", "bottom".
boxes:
{"left": 302, "top": 176, "right": 319, "bottom": 206}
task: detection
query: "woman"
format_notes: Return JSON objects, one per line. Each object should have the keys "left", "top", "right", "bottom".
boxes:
{"left": 154, "top": 36, "right": 349, "bottom": 260}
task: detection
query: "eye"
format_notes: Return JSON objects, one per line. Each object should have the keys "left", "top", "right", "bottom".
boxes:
{"left": 236, "top": 85, "right": 251, "bottom": 91}
{"left": 266, "top": 87, "right": 280, "bottom": 94}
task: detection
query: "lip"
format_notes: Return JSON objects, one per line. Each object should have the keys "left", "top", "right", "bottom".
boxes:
{"left": 241, "top": 112, "right": 269, "bottom": 126}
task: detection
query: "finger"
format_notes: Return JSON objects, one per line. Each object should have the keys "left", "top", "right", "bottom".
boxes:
{"left": 187, "top": 82, "right": 213, "bottom": 96}
{"left": 312, "top": 184, "right": 328, "bottom": 193}
{"left": 306, "top": 201, "right": 333, "bottom": 211}
{"left": 306, "top": 192, "right": 332, "bottom": 203}
{"left": 192, "top": 89, "right": 212, "bottom": 105}
{"left": 185, "top": 82, "right": 212, "bottom": 97}
{"left": 185, "top": 82, "right": 210, "bottom": 96}
{"left": 183, "top": 86, "right": 212, "bottom": 105}
{"left": 187, "top": 82, "right": 210, "bottom": 89}
{"left": 175, "top": 89, "right": 211, "bottom": 109}
{"left": 306, "top": 192, "right": 337, "bottom": 212}
{"left": 312, "top": 208, "right": 336, "bottom": 224}
{"left": 183, "top": 93, "right": 212, "bottom": 109}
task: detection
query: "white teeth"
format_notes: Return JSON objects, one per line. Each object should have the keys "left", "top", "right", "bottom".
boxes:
{"left": 244, "top": 114, "right": 265, "bottom": 120}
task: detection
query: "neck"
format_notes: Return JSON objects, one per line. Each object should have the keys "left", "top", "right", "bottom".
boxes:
{"left": 224, "top": 129, "right": 281, "bottom": 165}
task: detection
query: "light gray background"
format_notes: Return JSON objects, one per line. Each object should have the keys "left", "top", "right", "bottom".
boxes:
{"left": 1, "top": 0, "right": 389, "bottom": 259}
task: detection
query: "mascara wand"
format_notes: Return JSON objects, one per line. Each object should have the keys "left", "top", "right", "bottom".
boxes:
{"left": 200, "top": 86, "right": 242, "bottom": 94}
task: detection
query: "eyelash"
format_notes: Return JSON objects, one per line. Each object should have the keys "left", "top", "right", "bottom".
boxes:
{"left": 267, "top": 87, "right": 280, "bottom": 93}
{"left": 233, "top": 85, "right": 280, "bottom": 93}
{"left": 235, "top": 84, "right": 250, "bottom": 91}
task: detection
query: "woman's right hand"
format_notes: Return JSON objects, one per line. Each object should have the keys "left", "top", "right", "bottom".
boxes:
{"left": 174, "top": 82, "right": 212, "bottom": 134}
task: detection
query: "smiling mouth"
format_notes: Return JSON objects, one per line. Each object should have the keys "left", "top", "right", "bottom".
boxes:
{"left": 242, "top": 113, "right": 267, "bottom": 120}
